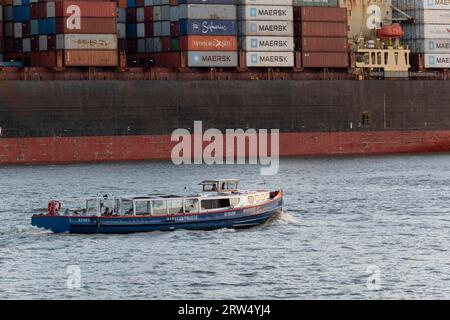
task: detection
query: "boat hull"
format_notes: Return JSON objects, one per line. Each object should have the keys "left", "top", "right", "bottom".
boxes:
{"left": 31, "top": 197, "right": 283, "bottom": 234}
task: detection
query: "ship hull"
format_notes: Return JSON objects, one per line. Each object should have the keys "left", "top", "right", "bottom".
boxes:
{"left": 2, "top": 130, "right": 450, "bottom": 164}
{"left": 1, "top": 80, "right": 450, "bottom": 164}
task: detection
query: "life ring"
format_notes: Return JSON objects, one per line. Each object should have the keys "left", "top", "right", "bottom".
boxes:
{"left": 48, "top": 200, "right": 62, "bottom": 215}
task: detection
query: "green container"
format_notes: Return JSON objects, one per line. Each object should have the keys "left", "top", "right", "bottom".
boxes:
{"left": 171, "top": 38, "right": 180, "bottom": 52}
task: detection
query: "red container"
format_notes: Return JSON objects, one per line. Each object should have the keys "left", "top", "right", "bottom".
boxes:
{"left": 144, "top": 7, "right": 153, "bottom": 21}
{"left": 38, "top": 2, "right": 47, "bottom": 19}
{"left": 294, "top": 7, "right": 347, "bottom": 22}
{"left": 299, "top": 37, "right": 348, "bottom": 52}
{"left": 302, "top": 52, "right": 349, "bottom": 68}
{"left": 39, "top": 51, "right": 57, "bottom": 68}
{"left": 31, "top": 36, "right": 39, "bottom": 52}
{"left": 127, "top": 8, "right": 136, "bottom": 23}
{"left": 30, "top": 4, "right": 39, "bottom": 19}
{"left": 161, "top": 37, "right": 171, "bottom": 52}
{"left": 56, "top": 17, "right": 117, "bottom": 34}
{"left": 145, "top": 22, "right": 153, "bottom": 37}
{"left": 170, "top": 22, "right": 179, "bottom": 37}
{"left": 150, "top": 52, "right": 184, "bottom": 68}
{"left": 55, "top": 1, "right": 116, "bottom": 18}
{"left": 297, "top": 22, "right": 348, "bottom": 38}
{"left": 136, "top": 0, "right": 145, "bottom": 6}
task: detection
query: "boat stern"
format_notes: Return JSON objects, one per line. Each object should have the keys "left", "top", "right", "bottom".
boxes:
{"left": 31, "top": 214, "right": 71, "bottom": 233}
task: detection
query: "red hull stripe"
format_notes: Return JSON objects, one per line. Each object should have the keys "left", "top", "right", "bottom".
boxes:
{"left": 2, "top": 131, "right": 450, "bottom": 164}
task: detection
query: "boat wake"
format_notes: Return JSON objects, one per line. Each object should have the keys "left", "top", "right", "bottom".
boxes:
{"left": 12, "top": 224, "right": 53, "bottom": 235}
{"left": 270, "top": 211, "right": 302, "bottom": 226}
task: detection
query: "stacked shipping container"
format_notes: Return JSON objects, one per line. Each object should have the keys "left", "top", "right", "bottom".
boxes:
{"left": 239, "top": 0, "right": 294, "bottom": 67}
{"left": 116, "top": 0, "right": 126, "bottom": 52}
{"left": 0, "top": 3, "right": 3, "bottom": 61}
{"left": 394, "top": 0, "right": 450, "bottom": 69}
{"left": 180, "top": 0, "right": 238, "bottom": 67}
{"left": 293, "top": 2, "right": 348, "bottom": 68}
{"left": 1, "top": 0, "right": 118, "bottom": 67}
{"left": 0, "top": 0, "right": 354, "bottom": 69}
{"left": 126, "top": 0, "right": 238, "bottom": 68}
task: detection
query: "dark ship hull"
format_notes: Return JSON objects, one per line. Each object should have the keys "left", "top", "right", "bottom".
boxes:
{"left": 1, "top": 79, "right": 450, "bottom": 165}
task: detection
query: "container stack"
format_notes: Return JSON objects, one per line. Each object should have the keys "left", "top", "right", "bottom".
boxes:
{"left": 180, "top": 1, "right": 238, "bottom": 67}
{"left": 293, "top": 2, "right": 348, "bottom": 68}
{"left": 126, "top": 0, "right": 163, "bottom": 56}
{"left": 117, "top": 0, "right": 126, "bottom": 52}
{"left": 238, "top": 0, "right": 294, "bottom": 68}
{"left": 126, "top": 1, "right": 238, "bottom": 68}
{"left": 0, "top": 3, "right": 3, "bottom": 62}
{"left": 1, "top": 0, "right": 119, "bottom": 67}
{"left": 394, "top": 0, "right": 450, "bottom": 69}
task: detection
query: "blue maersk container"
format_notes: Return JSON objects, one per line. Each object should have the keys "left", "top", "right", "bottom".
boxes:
{"left": 179, "top": 19, "right": 237, "bottom": 36}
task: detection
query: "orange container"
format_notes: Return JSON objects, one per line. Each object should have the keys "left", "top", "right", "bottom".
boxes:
{"left": 64, "top": 50, "right": 118, "bottom": 67}
{"left": 179, "top": 36, "right": 237, "bottom": 52}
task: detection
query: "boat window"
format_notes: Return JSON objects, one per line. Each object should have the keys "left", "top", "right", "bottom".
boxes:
{"left": 230, "top": 198, "right": 240, "bottom": 206}
{"left": 260, "top": 194, "right": 266, "bottom": 201}
{"left": 151, "top": 200, "right": 167, "bottom": 216}
{"left": 184, "top": 199, "right": 199, "bottom": 213}
{"left": 248, "top": 196, "right": 254, "bottom": 204}
{"left": 135, "top": 200, "right": 151, "bottom": 215}
{"left": 201, "top": 198, "right": 231, "bottom": 210}
{"left": 255, "top": 195, "right": 260, "bottom": 202}
{"left": 226, "top": 182, "right": 238, "bottom": 190}
{"left": 121, "top": 200, "right": 133, "bottom": 215}
{"left": 168, "top": 199, "right": 184, "bottom": 214}
{"left": 86, "top": 199, "right": 98, "bottom": 215}
{"left": 203, "top": 183, "right": 218, "bottom": 192}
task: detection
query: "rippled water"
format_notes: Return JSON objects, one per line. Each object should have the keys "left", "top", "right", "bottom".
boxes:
{"left": 1, "top": 155, "right": 450, "bottom": 299}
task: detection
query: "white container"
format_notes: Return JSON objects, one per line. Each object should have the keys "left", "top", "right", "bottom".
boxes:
{"left": 407, "top": 39, "right": 450, "bottom": 54}
{"left": 179, "top": 4, "right": 237, "bottom": 20}
{"left": 61, "top": 34, "right": 118, "bottom": 50}
{"left": 240, "top": 36, "right": 294, "bottom": 51}
{"left": 404, "top": 24, "right": 450, "bottom": 40}
{"left": 239, "top": 5, "right": 293, "bottom": 21}
{"left": 14, "top": 22, "right": 22, "bottom": 38}
{"left": 393, "top": 0, "right": 450, "bottom": 10}
{"left": 22, "top": 38, "right": 31, "bottom": 53}
{"left": 406, "top": 9, "right": 450, "bottom": 24}
{"left": 425, "top": 53, "right": 450, "bottom": 68}
{"left": 117, "top": 23, "right": 126, "bottom": 39}
{"left": 39, "top": 35, "right": 48, "bottom": 51}
{"left": 246, "top": 51, "right": 294, "bottom": 67}
{"left": 47, "top": 2, "right": 55, "bottom": 18}
{"left": 238, "top": 20, "right": 294, "bottom": 36}
{"left": 187, "top": 51, "right": 238, "bottom": 67}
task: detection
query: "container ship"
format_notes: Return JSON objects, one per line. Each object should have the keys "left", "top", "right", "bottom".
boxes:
{"left": 0, "top": 0, "right": 449, "bottom": 165}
